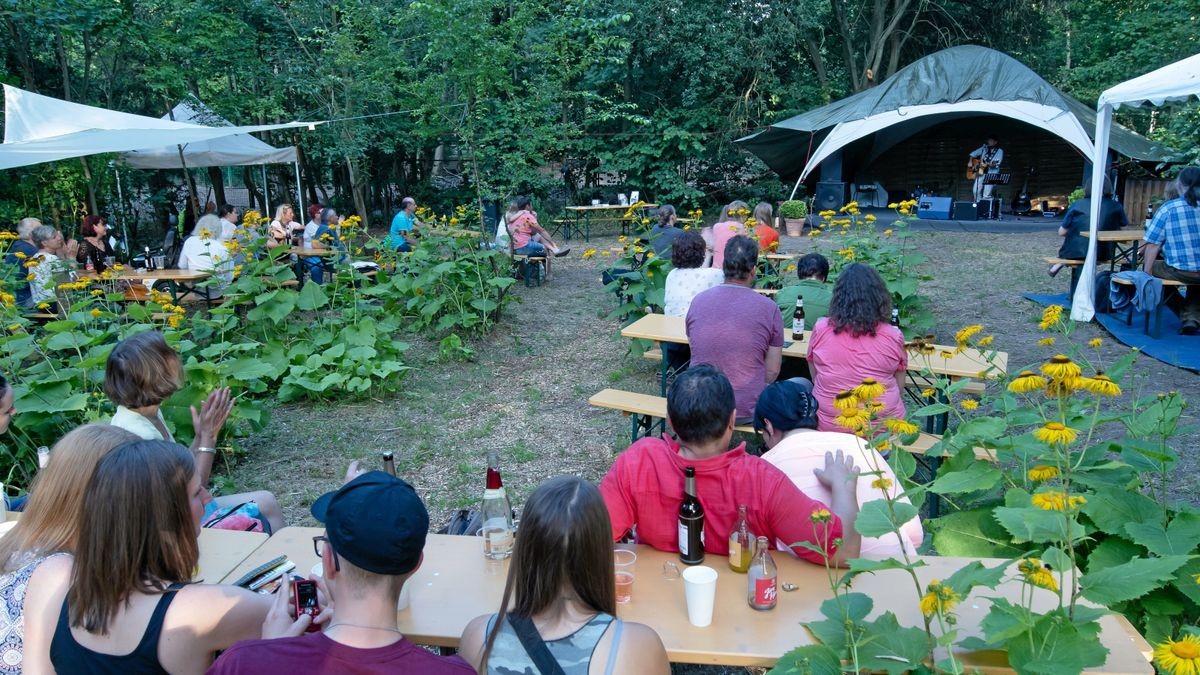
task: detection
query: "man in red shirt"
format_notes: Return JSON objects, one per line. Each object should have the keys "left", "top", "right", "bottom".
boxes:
{"left": 599, "top": 365, "right": 862, "bottom": 565}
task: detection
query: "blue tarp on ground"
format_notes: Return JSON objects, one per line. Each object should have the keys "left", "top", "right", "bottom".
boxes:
{"left": 1023, "top": 292, "right": 1200, "bottom": 372}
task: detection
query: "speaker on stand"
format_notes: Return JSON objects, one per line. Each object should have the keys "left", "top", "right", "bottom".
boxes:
{"left": 815, "top": 181, "right": 848, "bottom": 212}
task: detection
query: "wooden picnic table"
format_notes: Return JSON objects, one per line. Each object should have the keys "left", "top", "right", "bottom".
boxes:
{"left": 221, "top": 527, "right": 1151, "bottom": 672}
{"left": 1082, "top": 229, "right": 1147, "bottom": 270}
{"left": 561, "top": 203, "right": 658, "bottom": 242}
{"left": 197, "top": 528, "right": 270, "bottom": 584}
{"left": 80, "top": 268, "right": 214, "bottom": 305}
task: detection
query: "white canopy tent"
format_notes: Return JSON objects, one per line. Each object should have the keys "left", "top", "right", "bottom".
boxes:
{"left": 121, "top": 99, "right": 302, "bottom": 213}
{"left": 1070, "top": 54, "right": 1200, "bottom": 321}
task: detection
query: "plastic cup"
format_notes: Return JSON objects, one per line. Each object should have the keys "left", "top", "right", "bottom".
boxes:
{"left": 681, "top": 565, "right": 718, "bottom": 627}
{"left": 614, "top": 550, "right": 636, "bottom": 604}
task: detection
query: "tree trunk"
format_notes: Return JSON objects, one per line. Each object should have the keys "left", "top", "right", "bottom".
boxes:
{"left": 243, "top": 167, "right": 263, "bottom": 214}
{"left": 803, "top": 35, "right": 829, "bottom": 92}
{"left": 206, "top": 167, "right": 227, "bottom": 207}
{"left": 6, "top": 19, "right": 37, "bottom": 90}
{"left": 346, "top": 157, "right": 369, "bottom": 227}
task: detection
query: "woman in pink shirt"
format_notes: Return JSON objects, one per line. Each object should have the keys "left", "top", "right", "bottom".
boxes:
{"left": 708, "top": 200, "right": 750, "bottom": 269}
{"left": 807, "top": 263, "right": 907, "bottom": 432}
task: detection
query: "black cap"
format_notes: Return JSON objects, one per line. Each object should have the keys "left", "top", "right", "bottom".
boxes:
{"left": 310, "top": 471, "right": 429, "bottom": 575}
{"left": 753, "top": 377, "right": 819, "bottom": 433}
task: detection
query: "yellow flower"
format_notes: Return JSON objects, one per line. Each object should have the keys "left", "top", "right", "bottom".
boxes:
{"left": 7, "top": 324, "right": 21, "bottom": 333}
{"left": 199, "top": 228, "right": 213, "bottom": 240}
{"left": 978, "top": 335, "right": 994, "bottom": 347}
{"left": 12, "top": 252, "right": 26, "bottom": 260}
{"left": 864, "top": 214, "right": 877, "bottom": 222}
{"left": 112, "top": 263, "right": 124, "bottom": 271}
{"left": 834, "top": 408, "right": 871, "bottom": 433}
{"left": 36, "top": 302, "right": 50, "bottom": 310}
{"left": 920, "top": 387, "right": 936, "bottom": 398}
{"left": 1088, "top": 338, "right": 1103, "bottom": 348}
{"left": 955, "top": 324, "right": 984, "bottom": 345}
{"left": 23, "top": 258, "right": 39, "bottom": 268}
{"left": 887, "top": 202, "right": 898, "bottom": 209}
{"left": 1031, "top": 490, "right": 1086, "bottom": 511}
{"left": 90, "top": 289, "right": 103, "bottom": 297}
{"left": 939, "top": 350, "right": 955, "bottom": 359}
{"left": 582, "top": 248, "right": 597, "bottom": 260}
{"left": 618, "top": 236, "right": 628, "bottom": 243}
{"left": 919, "top": 580, "right": 959, "bottom": 617}
{"left": 960, "top": 399, "right": 979, "bottom": 411}
{"left": 1008, "top": 371, "right": 1048, "bottom": 394}
{"left": 870, "top": 477, "right": 894, "bottom": 491}
{"left": 601, "top": 250, "right": 611, "bottom": 257}
{"left": 1038, "top": 337, "right": 1056, "bottom": 346}
{"left": 883, "top": 418, "right": 919, "bottom": 435}
{"left": 1041, "top": 355, "right": 1081, "bottom": 381}
{"left": 1154, "top": 634, "right": 1200, "bottom": 675}
{"left": 832, "top": 390, "right": 860, "bottom": 411}
{"left": 1033, "top": 421, "right": 1078, "bottom": 446}
{"left": 883, "top": 229, "right": 893, "bottom": 236}
{"left": 646, "top": 271, "right": 654, "bottom": 278}
{"left": 0, "top": 293, "right": 13, "bottom": 306}
{"left": 1018, "top": 558, "right": 1059, "bottom": 593}
{"left": 809, "top": 508, "right": 832, "bottom": 523}
{"left": 167, "top": 314, "right": 182, "bottom": 329}
{"left": 89, "top": 308, "right": 101, "bottom": 318}
{"left": 25, "top": 274, "right": 35, "bottom": 282}
{"left": 1079, "top": 373, "right": 1121, "bottom": 397}
{"left": 1028, "top": 465, "right": 1059, "bottom": 482}
{"left": 854, "top": 378, "right": 885, "bottom": 401}
{"left": 1039, "top": 304, "right": 1064, "bottom": 331}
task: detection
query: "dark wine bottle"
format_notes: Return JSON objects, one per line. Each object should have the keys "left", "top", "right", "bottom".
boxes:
{"left": 382, "top": 451, "right": 397, "bottom": 477}
{"left": 678, "top": 466, "right": 705, "bottom": 565}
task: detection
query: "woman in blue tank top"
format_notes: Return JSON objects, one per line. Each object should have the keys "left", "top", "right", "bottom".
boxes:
{"left": 459, "top": 476, "right": 670, "bottom": 675}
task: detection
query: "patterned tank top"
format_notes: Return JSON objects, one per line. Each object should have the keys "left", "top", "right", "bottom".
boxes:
{"left": 0, "top": 553, "right": 64, "bottom": 673}
{"left": 485, "top": 612, "right": 623, "bottom": 675}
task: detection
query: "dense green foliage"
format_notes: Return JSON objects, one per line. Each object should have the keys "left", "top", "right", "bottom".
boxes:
{"left": 1, "top": 0, "right": 1197, "bottom": 237}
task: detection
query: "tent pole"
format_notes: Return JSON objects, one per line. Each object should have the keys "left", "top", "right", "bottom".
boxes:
{"left": 262, "top": 165, "right": 270, "bottom": 215}
{"left": 111, "top": 163, "right": 129, "bottom": 254}
{"left": 1071, "top": 104, "right": 1114, "bottom": 322}
{"left": 294, "top": 160, "right": 303, "bottom": 212}
{"left": 788, "top": 174, "right": 804, "bottom": 201}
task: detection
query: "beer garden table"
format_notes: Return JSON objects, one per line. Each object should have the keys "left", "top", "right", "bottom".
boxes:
{"left": 221, "top": 527, "right": 1151, "bottom": 671}
{"left": 561, "top": 203, "right": 658, "bottom": 242}
{"left": 1081, "top": 229, "right": 1146, "bottom": 271}
{"left": 196, "top": 528, "right": 269, "bottom": 583}
{"left": 80, "top": 267, "right": 214, "bottom": 305}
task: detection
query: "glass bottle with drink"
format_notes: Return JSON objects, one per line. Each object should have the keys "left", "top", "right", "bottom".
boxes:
{"left": 481, "top": 450, "right": 514, "bottom": 560}
{"left": 890, "top": 307, "right": 900, "bottom": 328}
{"left": 747, "top": 536, "right": 778, "bottom": 610}
{"left": 792, "top": 297, "right": 805, "bottom": 340}
{"left": 678, "top": 466, "right": 705, "bottom": 565}
{"left": 381, "top": 451, "right": 397, "bottom": 477}
{"left": 728, "top": 504, "right": 754, "bottom": 573}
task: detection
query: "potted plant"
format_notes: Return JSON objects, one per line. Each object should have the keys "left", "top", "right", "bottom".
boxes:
{"left": 778, "top": 200, "right": 808, "bottom": 236}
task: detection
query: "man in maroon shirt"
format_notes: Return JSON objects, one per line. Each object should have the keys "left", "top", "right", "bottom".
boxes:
{"left": 599, "top": 365, "right": 862, "bottom": 565}
{"left": 686, "top": 234, "right": 784, "bottom": 423}
{"left": 207, "top": 473, "right": 474, "bottom": 674}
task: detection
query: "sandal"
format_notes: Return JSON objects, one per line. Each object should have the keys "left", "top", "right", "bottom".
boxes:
{"left": 554, "top": 247, "right": 571, "bottom": 258}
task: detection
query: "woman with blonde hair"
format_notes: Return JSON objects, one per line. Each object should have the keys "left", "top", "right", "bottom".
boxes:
{"left": 709, "top": 199, "right": 751, "bottom": 269}
{"left": 752, "top": 201, "right": 780, "bottom": 252}
{"left": 25, "top": 440, "right": 272, "bottom": 673}
{"left": 460, "top": 475, "right": 669, "bottom": 674}
{"left": 267, "top": 204, "right": 303, "bottom": 247}
{"left": 0, "top": 424, "right": 138, "bottom": 673}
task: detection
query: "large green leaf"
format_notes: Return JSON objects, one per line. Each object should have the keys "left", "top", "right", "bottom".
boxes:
{"left": 1125, "top": 512, "right": 1200, "bottom": 556}
{"left": 296, "top": 281, "right": 329, "bottom": 310}
{"left": 769, "top": 645, "right": 843, "bottom": 675}
{"left": 1085, "top": 536, "right": 1146, "bottom": 573}
{"left": 1006, "top": 609, "right": 1108, "bottom": 675}
{"left": 941, "top": 560, "right": 1008, "bottom": 597}
{"left": 855, "top": 611, "right": 931, "bottom": 673}
{"left": 994, "top": 505, "right": 1085, "bottom": 543}
{"left": 929, "top": 462, "right": 1002, "bottom": 495}
{"left": 1081, "top": 489, "right": 1160, "bottom": 536}
{"left": 1079, "top": 555, "right": 1188, "bottom": 605}
{"left": 930, "top": 507, "right": 1026, "bottom": 557}
{"left": 855, "top": 499, "right": 919, "bottom": 539}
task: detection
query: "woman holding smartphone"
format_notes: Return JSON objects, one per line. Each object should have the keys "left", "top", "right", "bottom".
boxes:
{"left": 459, "top": 476, "right": 669, "bottom": 675}
{"left": 23, "top": 440, "right": 272, "bottom": 673}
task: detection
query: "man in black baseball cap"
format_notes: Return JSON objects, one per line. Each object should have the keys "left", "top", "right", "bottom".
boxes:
{"left": 208, "top": 472, "right": 475, "bottom": 674}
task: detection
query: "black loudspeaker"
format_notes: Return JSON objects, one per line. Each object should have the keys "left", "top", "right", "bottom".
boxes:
{"left": 815, "top": 181, "right": 848, "bottom": 212}
{"left": 978, "top": 198, "right": 1001, "bottom": 220}
{"left": 952, "top": 201, "right": 977, "bottom": 221}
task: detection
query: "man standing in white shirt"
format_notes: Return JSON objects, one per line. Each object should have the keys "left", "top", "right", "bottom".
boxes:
{"left": 968, "top": 135, "right": 1004, "bottom": 202}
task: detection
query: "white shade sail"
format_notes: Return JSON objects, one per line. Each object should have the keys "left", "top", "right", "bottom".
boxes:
{"left": 0, "top": 85, "right": 317, "bottom": 170}
{"left": 1071, "top": 53, "right": 1200, "bottom": 321}
{"left": 122, "top": 99, "right": 297, "bottom": 169}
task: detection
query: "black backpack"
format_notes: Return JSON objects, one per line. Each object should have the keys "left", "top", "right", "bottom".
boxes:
{"left": 1094, "top": 270, "right": 1114, "bottom": 314}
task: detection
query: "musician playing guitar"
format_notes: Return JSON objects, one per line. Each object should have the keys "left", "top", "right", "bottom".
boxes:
{"left": 967, "top": 135, "right": 1004, "bottom": 202}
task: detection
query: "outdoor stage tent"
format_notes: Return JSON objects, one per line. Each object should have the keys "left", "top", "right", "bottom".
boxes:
{"left": 736, "top": 46, "right": 1173, "bottom": 187}
{"left": 121, "top": 99, "right": 297, "bottom": 169}
{"left": 0, "top": 85, "right": 317, "bottom": 171}
{"left": 1071, "top": 53, "right": 1200, "bottom": 322}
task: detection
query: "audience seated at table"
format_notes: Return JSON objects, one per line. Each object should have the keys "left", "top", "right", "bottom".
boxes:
{"left": 687, "top": 235, "right": 783, "bottom": 423}
{"left": 4, "top": 217, "right": 42, "bottom": 307}
{"left": 662, "top": 231, "right": 723, "bottom": 376}
{"left": 754, "top": 378, "right": 923, "bottom": 557}
{"left": 599, "top": 365, "right": 861, "bottom": 565}
{"left": 208, "top": 471, "right": 474, "bottom": 674}
{"left": 25, "top": 225, "right": 77, "bottom": 311}
{"left": 461, "top": 475, "right": 669, "bottom": 675}
{"left": 179, "top": 213, "right": 235, "bottom": 297}
{"left": 23, "top": 440, "right": 273, "bottom": 673}
{"left": 808, "top": 263, "right": 908, "bottom": 433}
{"left": 506, "top": 196, "right": 570, "bottom": 282}
{"left": 76, "top": 215, "right": 113, "bottom": 274}
{"left": 751, "top": 201, "right": 780, "bottom": 252}
{"left": 647, "top": 204, "right": 684, "bottom": 257}
{"left": 267, "top": 203, "right": 304, "bottom": 250}
{"left": 0, "top": 424, "right": 138, "bottom": 674}
{"left": 302, "top": 207, "right": 346, "bottom": 284}
{"left": 1143, "top": 166, "right": 1200, "bottom": 335}
{"left": 708, "top": 200, "right": 750, "bottom": 269}
{"left": 775, "top": 252, "right": 832, "bottom": 329}
{"left": 105, "top": 330, "right": 286, "bottom": 532}
{"left": 1049, "top": 177, "right": 1128, "bottom": 277}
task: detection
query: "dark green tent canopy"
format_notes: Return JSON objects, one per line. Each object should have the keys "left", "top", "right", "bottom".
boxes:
{"left": 736, "top": 45, "right": 1172, "bottom": 180}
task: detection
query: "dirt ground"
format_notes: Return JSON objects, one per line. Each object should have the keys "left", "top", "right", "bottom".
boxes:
{"left": 221, "top": 224, "right": 1197, "bottom": 674}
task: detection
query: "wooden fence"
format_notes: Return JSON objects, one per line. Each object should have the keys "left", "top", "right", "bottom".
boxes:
{"left": 1123, "top": 179, "right": 1175, "bottom": 226}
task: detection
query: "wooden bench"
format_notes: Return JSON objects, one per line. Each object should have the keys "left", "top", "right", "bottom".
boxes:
{"left": 22, "top": 312, "right": 58, "bottom": 322}
{"left": 1043, "top": 257, "right": 1111, "bottom": 297}
{"left": 1111, "top": 276, "right": 1192, "bottom": 338}
{"left": 511, "top": 254, "right": 547, "bottom": 287}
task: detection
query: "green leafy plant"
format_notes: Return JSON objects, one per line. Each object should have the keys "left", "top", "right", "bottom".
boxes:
{"left": 779, "top": 199, "right": 808, "bottom": 220}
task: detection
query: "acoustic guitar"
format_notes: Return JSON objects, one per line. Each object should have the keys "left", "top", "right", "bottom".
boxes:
{"left": 966, "top": 157, "right": 982, "bottom": 180}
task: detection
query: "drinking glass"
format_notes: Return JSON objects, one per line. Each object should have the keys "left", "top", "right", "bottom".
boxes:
{"left": 614, "top": 549, "right": 636, "bottom": 603}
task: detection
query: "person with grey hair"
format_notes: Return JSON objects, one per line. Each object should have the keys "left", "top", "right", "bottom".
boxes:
{"left": 6, "top": 218, "right": 43, "bottom": 306}
{"left": 178, "top": 214, "right": 234, "bottom": 297}
{"left": 387, "top": 197, "right": 423, "bottom": 252}
{"left": 26, "top": 226, "right": 76, "bottom": 309}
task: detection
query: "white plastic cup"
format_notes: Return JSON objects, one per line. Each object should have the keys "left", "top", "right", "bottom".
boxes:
{"left": 681, "top": 565, "right": 718, "bottom": 627}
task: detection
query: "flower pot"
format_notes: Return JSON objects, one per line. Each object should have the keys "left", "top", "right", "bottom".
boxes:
{"left": 783, "top": 218, "right": 805, "bottom": 237}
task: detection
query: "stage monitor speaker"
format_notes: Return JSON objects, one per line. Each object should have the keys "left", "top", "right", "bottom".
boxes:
{"left": 815, "top": 181, "right": 848, "bottom": 212}
{"left": 952, "top": 201, "right": 977, "bottom": 221}
{"left": 917, "top": 196, "right": 952, "bottom": 220}
{"left": 978, "top": 198, "right": 1001, "bottom": 220}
